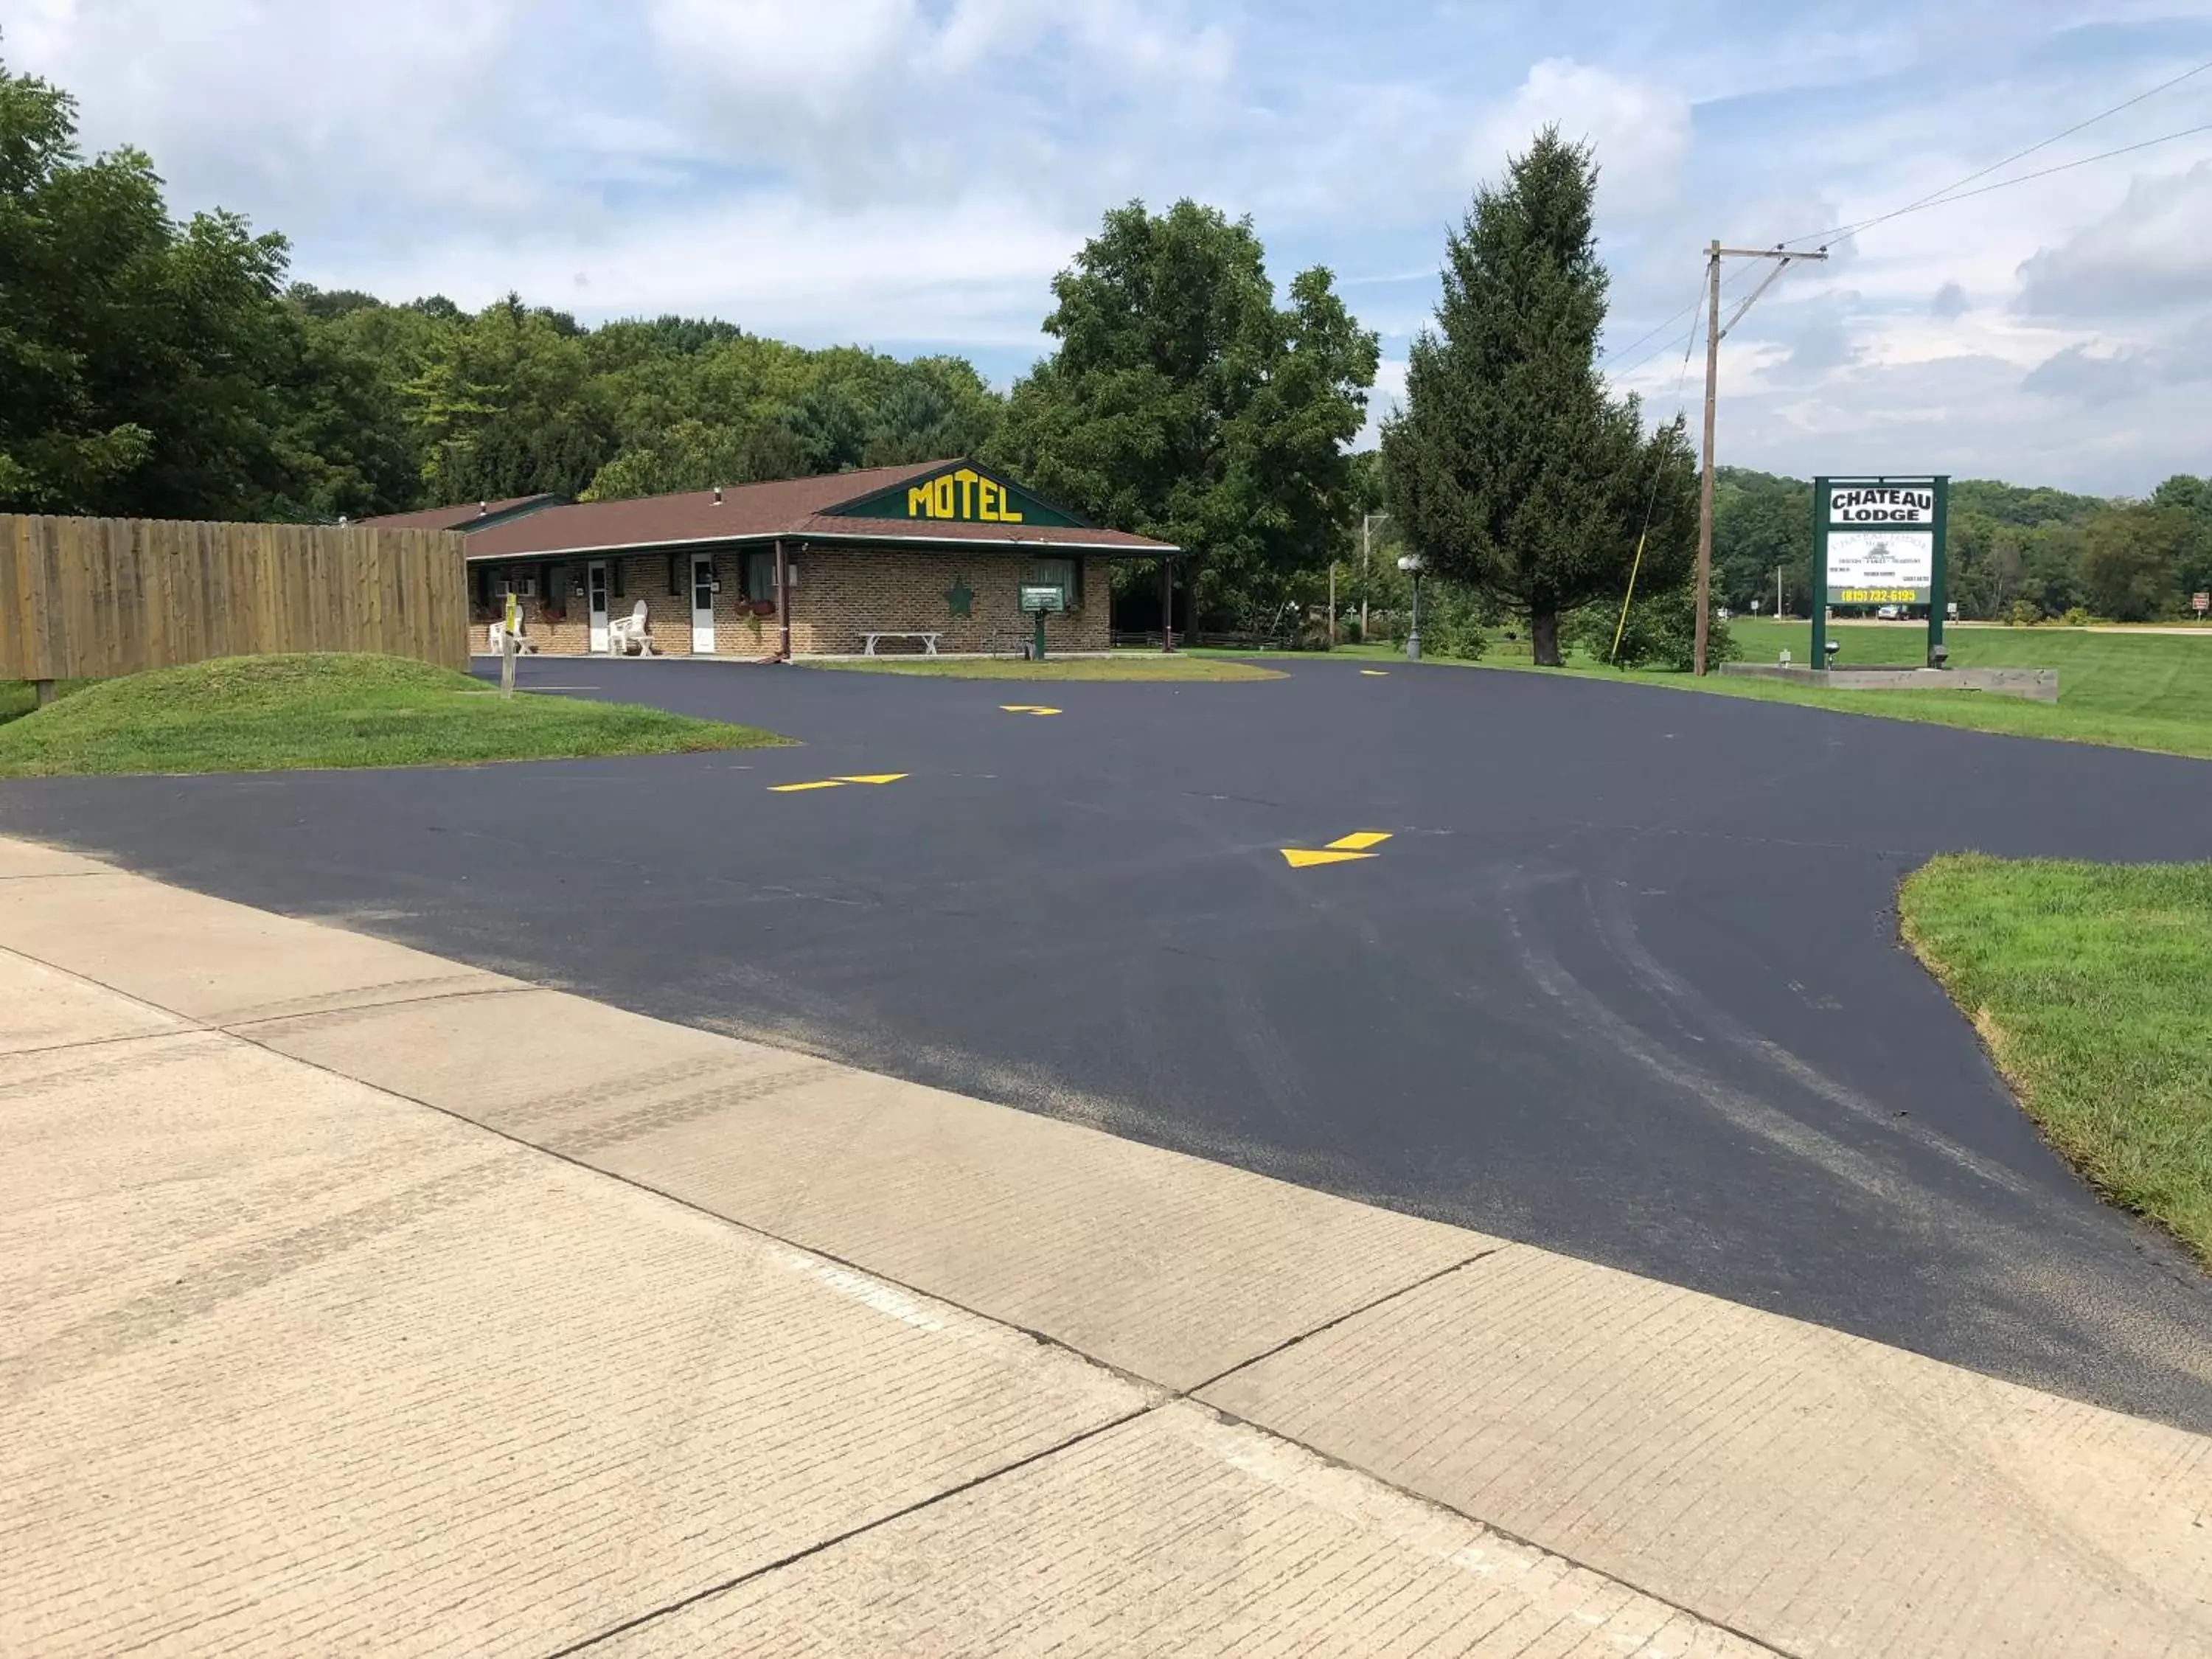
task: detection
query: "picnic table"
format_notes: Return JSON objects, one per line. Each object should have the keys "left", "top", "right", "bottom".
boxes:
{"left": 861, "top": 632, "right": 942, "bottom": 657}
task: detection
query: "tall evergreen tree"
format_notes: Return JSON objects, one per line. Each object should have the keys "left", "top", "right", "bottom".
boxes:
{"left": 1382, "top": 129, "right": 1695, "bottom": 664}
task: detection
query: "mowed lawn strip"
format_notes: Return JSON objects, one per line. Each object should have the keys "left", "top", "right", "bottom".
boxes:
{"left": 0, "top": 653, "right": 784, "bottom": 776}
{"left": 1231, "top": 624, "right": 2212, "bottom": 762}
{"left": 1900, "top": 854, "right": 2212, "bottom": 1264}
{"left": 808, "top": 655, "right": 1284, "bottom": 681}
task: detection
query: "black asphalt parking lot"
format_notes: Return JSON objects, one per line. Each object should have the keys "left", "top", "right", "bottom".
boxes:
{"left": 8, "top": 654, "right": 2212, "bottom": 1427}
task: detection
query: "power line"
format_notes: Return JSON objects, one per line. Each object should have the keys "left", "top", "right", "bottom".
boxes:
{"left": 1601, "top": 264, "right": 1757, "bottom": 382}
{"left": 1783, "top": 53, "right": 2212, "bottom": 249}
{"left": 1816, "top": 119, "right": 2212, "bottom": 241}
{"left": 1611, "top": 110, "right": 2212, "bottom": 387}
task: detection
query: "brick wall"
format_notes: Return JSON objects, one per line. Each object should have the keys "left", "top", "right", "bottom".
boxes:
{"left": 474, "top": 546, "right": 1112, "bottom": 658}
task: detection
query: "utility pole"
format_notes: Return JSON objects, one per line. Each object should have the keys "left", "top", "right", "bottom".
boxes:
{"left": 1360, "top": 514, "right": 1373, "bottom": 643}
{"left": 1694, "top": 240, "right": 1828, "bottom": 676}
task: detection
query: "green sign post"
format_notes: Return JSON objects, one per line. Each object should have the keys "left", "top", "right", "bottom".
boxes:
{"left": 1811, "top": 476, "right": 1950, "bottom": 670}
{"left": 1020, "top": 583, "right": 1065, "bottom": 661}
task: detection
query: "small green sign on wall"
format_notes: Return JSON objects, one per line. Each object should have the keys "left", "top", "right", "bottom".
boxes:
{"left": 832, "top": 463, "right": 1088, "bottom": 530}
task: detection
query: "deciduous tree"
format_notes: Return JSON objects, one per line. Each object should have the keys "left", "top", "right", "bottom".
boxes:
{"left": 989, "top": 199, "right": 1378, "bottom": 625}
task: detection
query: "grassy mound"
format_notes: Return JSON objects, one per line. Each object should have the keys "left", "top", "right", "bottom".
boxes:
{"left": 0, "top": 653, "right": 782, "bottom": 776}
{"left": 1901, "top": 854, "right": 2212, "bottom": 1264}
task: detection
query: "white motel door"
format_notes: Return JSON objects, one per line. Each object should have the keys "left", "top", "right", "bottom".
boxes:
{"left": 588, "top": 561, "right": 611, "bottom": 653}
{"left": 691, "top": 554, "right": 717, "bottom": 654}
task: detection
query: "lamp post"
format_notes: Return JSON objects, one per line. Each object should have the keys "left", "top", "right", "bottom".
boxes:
{"left": 1398, "top": 553, "right": 1424, "bottom": 661}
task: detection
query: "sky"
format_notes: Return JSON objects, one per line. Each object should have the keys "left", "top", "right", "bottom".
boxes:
{"left": 9, "top": 1, "right": 2212, "bottom": 495}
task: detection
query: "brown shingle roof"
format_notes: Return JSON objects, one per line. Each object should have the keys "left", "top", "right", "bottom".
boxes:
{"left": 355, "top": 493, "right": 563, "bottom": 532}
{"left": 456, "top": 462, "right": 1178, "bottom": 560}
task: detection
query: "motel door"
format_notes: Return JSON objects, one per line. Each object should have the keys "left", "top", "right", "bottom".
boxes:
{"left": 587, "top": 561, "right": 611, "bottom": 653}
{"left": 691, "top": 554, "right": 717, "bottom": 654}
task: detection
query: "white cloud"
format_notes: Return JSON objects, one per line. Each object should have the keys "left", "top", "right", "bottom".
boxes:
{"left": 2015, "top": 161, "right": 2212, "bottom": 319}
{"left": 316, "top": 192, "right": 1082, "bottom": 345}
{"left": 10, "top": 0, "right": 537, "bottom": 235}
{"left": 1469, "top": 58, "right": 1692, "bottom": 214}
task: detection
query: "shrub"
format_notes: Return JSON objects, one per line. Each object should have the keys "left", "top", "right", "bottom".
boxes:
{"left": 1390, "top": 580, "right": 1488, "bottom": 660}
{"left": 2007, "top": 599, "right": 2042, "bottom": 627}
{"left": 2062, "top": 605, "right": 2092, "bottom": 627}
{"left": 1568, "top": 583, "right": 1737, "bottom": 671}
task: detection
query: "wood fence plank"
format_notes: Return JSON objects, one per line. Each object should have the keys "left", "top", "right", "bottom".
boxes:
{"left": 0, "top": 514, "right": 465, "bottom": 681}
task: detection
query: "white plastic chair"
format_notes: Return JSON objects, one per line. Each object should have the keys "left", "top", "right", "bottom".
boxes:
{"left": 487, "top": 621, "right": 537, "bottom": 655}
{"left": 607, "top": 599, "right": 655, "bottom": 655}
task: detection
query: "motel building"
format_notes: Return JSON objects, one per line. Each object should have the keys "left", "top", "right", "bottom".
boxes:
{"left": 360, "top": 460, "right": 1178, "bottom": 660}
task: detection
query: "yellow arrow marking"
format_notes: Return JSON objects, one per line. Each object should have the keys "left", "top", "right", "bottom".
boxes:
{"left": 770, "top": 773, "right": 908, "bottom": 792}
{"left": 1282, "top": 847, "right": 1377, "bottom": 868}
{"left": 1281, "top": 831, "right": 1392, "bottom": 868}
{"left": 999, "top": 704, "right": 1063, "bottom": 716}
{"left": 1360, "top": 669, "right": 1390, "bottom": 677}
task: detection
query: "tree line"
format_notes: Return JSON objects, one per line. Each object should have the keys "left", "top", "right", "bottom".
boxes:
{"left": 1714, "top": 469, "right": 2212, "bottom": 625}
{"left": 6, "top": 52, "right": 2199, "bottom": 653}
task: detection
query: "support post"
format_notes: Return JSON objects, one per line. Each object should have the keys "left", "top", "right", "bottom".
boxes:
{"left": 774, "top": 538, "right": 791, "bottom": 661}
{"left": 1360, "top": 515, "right": 1371, "bottom": 643}
{"left": 33, "top": 678, "right": 57, "bottom": 709}
{"left": 1328, "top": 561, "right": 1338, "bottom": 649}
{"left": 1927, "top": 476, "right": 1950, "bottom": 665}
{"left": 1160, "top": 558, "right": 1175, "bottom": 653}
{"left": 1811, "top": 476, "right": 1829, "bottom": 674}
{"left": 1695, "top": 240, "right": 1720, "bottom": 678}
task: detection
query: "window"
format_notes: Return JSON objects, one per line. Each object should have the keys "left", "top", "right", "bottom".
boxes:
{"left": 501, "top": 571, "right": 537, "bottom": 599}
{"left": 1024, "top": 557, "right": 1079, "bottom": 606}
{"left": 744, "top": 551, "right": 776, "bottom": 602}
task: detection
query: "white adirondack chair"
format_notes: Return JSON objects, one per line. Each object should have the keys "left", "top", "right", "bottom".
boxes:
{"left": 607, "top": 599, "right": 656, "bottom": 655}
{"left": 487, "top": 620, "right": 537, "bottom": 654}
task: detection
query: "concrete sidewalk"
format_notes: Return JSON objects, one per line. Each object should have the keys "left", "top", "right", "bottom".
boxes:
{"left": 1, "top": 836, "right": 2207, "bottom": 1657}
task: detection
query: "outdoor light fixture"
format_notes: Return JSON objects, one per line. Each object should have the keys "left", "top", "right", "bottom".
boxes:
{"left": 1824, "top": 640, "right": 1840, "bottom": 666}
{"left": 1929, "top": 643, "right": 1950, "bottom": 669}
{"left": 1397, "top": 554, "right": 1425, "bottom": 661}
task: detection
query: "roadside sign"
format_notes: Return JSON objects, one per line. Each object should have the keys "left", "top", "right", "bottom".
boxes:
{"left": 2194, "top": 592, "right": 2209, "bottom": 615}
{"left": 1812, "top": 475, "right": 1950, "bottom": 670}
{"left": 1020, "top": 585, "right": 1066, "bottom": 613}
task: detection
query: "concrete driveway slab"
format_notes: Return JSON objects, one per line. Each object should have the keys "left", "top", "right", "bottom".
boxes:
{"left": 1198, "top": 1245, "right": 2212, "bottom": 1659}
{"left": 244, "top": 987, "right": 1497, "bottom": 1390}
{"left": 593, "top": 1399, "right": 1773, "bottom": 1658}
{"left": 1, "top": 1026, "right": 1151, "bottom": 1658}
{"left": 0, "top": 870, "right": 520, "bottom": 1023}
{"left": 0, "top": 949, "right": 185, "bottom": 1054}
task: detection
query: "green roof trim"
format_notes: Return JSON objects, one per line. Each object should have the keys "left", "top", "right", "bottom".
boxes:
{"left": 829, "top": 462, "right": 1089, "bottom": 530}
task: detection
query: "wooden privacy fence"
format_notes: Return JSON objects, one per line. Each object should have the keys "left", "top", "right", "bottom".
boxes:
{"left": 0, "top": 514, "right": 470, "bottom": 682}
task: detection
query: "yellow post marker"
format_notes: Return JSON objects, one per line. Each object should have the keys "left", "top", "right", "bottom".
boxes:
{"left": 499, "top": 591, "right": 520, "bottom": 699}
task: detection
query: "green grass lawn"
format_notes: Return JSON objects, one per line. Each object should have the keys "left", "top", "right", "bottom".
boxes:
{"left": 1251, "top": 622, "right": 2212, "bottom": 762}
{"left": 1901, "top": 855, "right": 2212, "bottom": 1265}
{"left": 0, "top": 653, "right": 783, "bottom": 776}
{"left": 809, "top": 654, "right": 1284, "bottom": 681}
